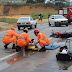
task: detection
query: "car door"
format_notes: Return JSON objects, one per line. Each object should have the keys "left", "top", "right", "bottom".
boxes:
{"left": 30, "top": 17, "right": 36, "bottom": 25}
{"left": 50, "top": 16, "right": 55, "bottom": 25}
{"left": 49, "top": 16, "right": 55, "bottom": 25}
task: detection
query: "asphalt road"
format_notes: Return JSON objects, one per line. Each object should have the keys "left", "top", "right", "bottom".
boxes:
{"left": 0, "top": 23, "right": 72, "bottom": 72}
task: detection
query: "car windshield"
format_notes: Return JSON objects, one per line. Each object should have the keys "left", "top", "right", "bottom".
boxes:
{"left": 18, "top": 18, "right": 29, "bottom": 21}
{"left": 55, "top": 15, "right": 65, "bottom": 19}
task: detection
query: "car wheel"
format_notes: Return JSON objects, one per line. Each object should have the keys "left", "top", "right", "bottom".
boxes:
{"left": 55, "top": 22, "right": 57, "bottom": 27}
{"left": 66, "top": 24, "right": 68, "bottom": 26}
{"left": 18, "top": 26, "right": 20, "bottom": 30}
{"left": 56, "top": 53, "right": 60, "bottom": 60}
{"left": 59, "top": 24, "right": 61, "bottom": 27}
{"left": 30, "top": 25, "right": 34, "bottom": 29}
{"left": 49, "top": 22, "right": 51, "bottom": 26}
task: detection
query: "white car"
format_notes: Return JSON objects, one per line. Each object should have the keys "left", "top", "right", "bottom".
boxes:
{"left": 49, "top": 15, "right": 68, "bottom": 27}
{"left": 17, "top": 17, "right": 37, "bottom": 30}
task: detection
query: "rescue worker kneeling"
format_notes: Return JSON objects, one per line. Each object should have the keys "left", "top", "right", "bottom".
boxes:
{"left": 34, "top": 29, "right": 50, "bottom": 51}
{"left": 16, "top": 28, "right": 31, "bottom": 52}
{"left": 2, "top": 27, "right": 18, "bottom": 49}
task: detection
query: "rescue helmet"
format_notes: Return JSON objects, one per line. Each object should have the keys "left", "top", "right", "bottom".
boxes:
{"left": 34, "top": 29, "right": 39, "bottom": 34}
{"left": 23, "top": 28, "right": 28, "bottom": 33}
{"left": 11, "top": 27, "right": 15, "bottom": 31}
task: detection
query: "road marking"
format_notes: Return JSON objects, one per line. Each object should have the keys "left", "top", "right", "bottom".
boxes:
{"left": 0, "top": 52, "right": 18, "bottom": 62}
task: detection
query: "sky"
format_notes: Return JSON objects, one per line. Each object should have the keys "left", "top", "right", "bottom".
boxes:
{"left": 70, "top": 0, "right": 72, "bottom": 2}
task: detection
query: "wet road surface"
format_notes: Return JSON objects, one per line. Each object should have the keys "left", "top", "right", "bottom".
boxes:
{"left": 0, "top": 23, "right": 72, "bottom": 72}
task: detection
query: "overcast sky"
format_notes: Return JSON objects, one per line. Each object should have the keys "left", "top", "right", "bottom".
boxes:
{"left": 70, "top": 0, "right": 72, "bottom": 2}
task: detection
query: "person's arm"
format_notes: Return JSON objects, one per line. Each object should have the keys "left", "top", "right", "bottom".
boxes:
{"left": 26, "top": 34, "right": 31, "bottom": 42}
{"left": 37, "top": 33, "right": 43, "bottom": 43}
{"left": 13, "top": 31, "right": 18, "bottom": 37}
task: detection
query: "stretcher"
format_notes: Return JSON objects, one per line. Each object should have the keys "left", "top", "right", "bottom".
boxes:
{"left": 28, "top": 46, "right": 40, "bottom": 50}
{"left": 45, "top": 44, "right": 60, "bottom": 50}
{"left": 28, "top": 44, "right": 60, "bottom": 50}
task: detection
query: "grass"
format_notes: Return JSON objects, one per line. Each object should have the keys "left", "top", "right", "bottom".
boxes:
{"left": 0, "top": 27, "right": 3, "bottom": 30}
{"left": 0, "top": 18, "right": 18, "bottom": 24}
{"left": 31, "top": 11, "right": 58, "bottom": 19}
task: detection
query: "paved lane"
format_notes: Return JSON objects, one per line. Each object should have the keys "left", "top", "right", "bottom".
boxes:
{"left": 0, "top": 23, "right": 72, "bottom": 72}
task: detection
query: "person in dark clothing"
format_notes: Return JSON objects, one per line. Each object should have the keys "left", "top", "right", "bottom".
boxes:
{"left": 38, "top": 13, "right": 43, "bottom": 21}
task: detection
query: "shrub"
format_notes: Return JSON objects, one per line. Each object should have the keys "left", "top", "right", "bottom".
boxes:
{"left": 0, "top": 18, "right": 18, "bottom": 24}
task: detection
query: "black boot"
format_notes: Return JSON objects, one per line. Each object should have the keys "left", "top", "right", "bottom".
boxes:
{"left": 4, "top": 44, "right": 9, "bottom": 49}
{"left": 39, "top": 46, "right": 46, "bottom": 52}
{"left": 25, "top": 46, "right": 28, "bottom": 51}
{"left": 12, "top": 44, "right": 16, "bottom": 49}
{"left": 16, "top": 46, "right": 21, "bottom": 52}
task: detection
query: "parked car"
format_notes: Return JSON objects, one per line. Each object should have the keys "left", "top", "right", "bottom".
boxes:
{"left": 49, "top": 15, "right": 68, "bottom": 27}
{"left": 17, "top": 17, "right": 37, "bottom": 30}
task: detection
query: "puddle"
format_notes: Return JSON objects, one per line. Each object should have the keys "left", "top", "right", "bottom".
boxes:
{"left": 0, "top": 50, "right": 38, "bottom": 71}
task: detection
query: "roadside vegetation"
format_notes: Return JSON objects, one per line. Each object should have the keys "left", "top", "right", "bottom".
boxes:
{"left": 0, "top": 18, "right": 17, "bottom": 24}
{"left": 31, "top": 11, "right": 58, "bottom": 19}
{"left": 0, "top": 18, "right": 18, "bottom": 31}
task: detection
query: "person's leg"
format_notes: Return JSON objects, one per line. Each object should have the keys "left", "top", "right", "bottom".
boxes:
{"left": 9, "top": 37, "right": 17, "bottom": 49}
{"left": 16, "top": 46, "right": 21, "bottom": 52}
{"left": 4, "top": 44, "right": 9, "bottom": 49}
{"left": 12, "top": 44, "right": 16, "bottom": 49}
{"left": 25, "top": 46, "right": 28, "bottom": 51}
{"left": 2, "top": 38, "right": 10, "bottom": 49}
{"left": 38, "top": 40, "right": 47, "bottom": 52}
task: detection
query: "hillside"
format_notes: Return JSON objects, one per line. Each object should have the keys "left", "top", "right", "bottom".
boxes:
{"left": 0, "top": 4, "right": 57, "bottom": 31}
{"left": 0, "top": 4, "right": 57, "bottom": 15}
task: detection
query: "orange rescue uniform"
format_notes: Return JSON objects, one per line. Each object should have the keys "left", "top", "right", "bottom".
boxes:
{"left": 37, "top": 33, "right": 50, "bottom": 47}
{"left": 17, "top": 32, "right": 31, "bottom": 48}
{"left": 2, "top": 30, "right": 18, "bottom": 44}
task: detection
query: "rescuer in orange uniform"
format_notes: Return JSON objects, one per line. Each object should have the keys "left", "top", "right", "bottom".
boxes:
{"left": 16, "top": 28, "right": 31, "bottom": 52}
{"left": 34, "top": 29, "right": 50, "bottom": 51}
{"left": 2, "top": 27, "right": 18, "bottom": 49}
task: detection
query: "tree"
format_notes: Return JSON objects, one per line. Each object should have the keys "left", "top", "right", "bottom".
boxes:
{"left": 36, "top": 0, "right": 45, "bottom": 3}
{"left": 26, "top": 0, "right": 45, "bottom": 3}
{"left": 54, "top": 0, "right": 69, "bottom": 8}
{"left": 26, "top": 0, "right": 36, "bottom": 3}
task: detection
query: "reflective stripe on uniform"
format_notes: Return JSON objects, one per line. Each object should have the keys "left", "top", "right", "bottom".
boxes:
{"left": 13, "top": 41, "right": 17, "bottom": 44}
{"left": 46, "top": 42, "right": 47, "bottom": 45}
{"left": 9, "top": 40, "right": 10, "bottom": 43}
{"left": 4, "top": 35, "right": 11, "bottom": 38}
{"left": 40, "top": 44, "right": 43, "bottom": 46}
{"left": 39, "top": 35, "right": 40, "bottom": 39}
{"left": 26, "top": 42, "right": 27, "bottom": 45}
{"left": 18, "top": 38, "right": 26, "bottom": 40}
{"left": 43, "top": 37, "right": 46, "bottom": 40}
